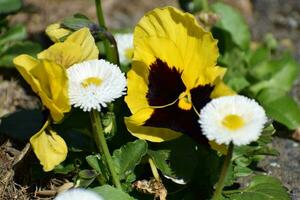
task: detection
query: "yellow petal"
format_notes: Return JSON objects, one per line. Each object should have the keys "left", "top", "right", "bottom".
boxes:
{"left": 13, "top": 54, "right": 40, "bottom": 92}
{"left": 210, "top": 81, "right": 236, "bottom": 98}
{"left": 124, "top": 108, "right": 182, "bottom": 142}
{"left": 30, "top": 120, "right": 67, "bottom": 172}
{"left": 38, "top": 42, "right": 83, "bottom": 68}
{"left": 38, "top": 27, "right": 99, "bottom": 68}
{"left": 45, "top": 23, "right": 71, "bottom": 42}
{"left": 125, "top": 61, "right": 150, "bottom": 114}
{"left": 134, "top": 7, "right": 219, "bottom": 89}
{"left": 66, "top": 27, "right": 99, "bottom": 61}
{"left": 13, "top": 55, "right": 71, "bottom": 122}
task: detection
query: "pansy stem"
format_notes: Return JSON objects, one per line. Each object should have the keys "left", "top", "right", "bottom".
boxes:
{"left": 94, "top": 0, "right": 119, "bottom": 65}
{"left": 90, "top": 110, "right": 122, "bottom": 190}
{"left": 149, "top": 158, "right": 160, "bottom": 182}
{"left": 212, "top": 142, "right": 234, "bottom": 200}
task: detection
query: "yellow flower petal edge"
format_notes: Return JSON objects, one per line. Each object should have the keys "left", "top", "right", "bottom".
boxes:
{"left": 124, "top": 107, "right": 182, "bottom": 142}
{"left": 45, "top": 23, "right": 71, "bottom": 42}
{"left": 13, "top": 54, "right": 71, "bottom": 122}
{"left": 38, "top": 27, "right": 99, "bottom": 68}
{"left": 30, "top": 120, "right": 68, "bottom": 172}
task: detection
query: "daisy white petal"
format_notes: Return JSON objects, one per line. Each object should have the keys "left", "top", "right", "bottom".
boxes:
{"left": 67, "top": 59, "right": 127, "bottom": 112}
{"left": 115, "top": 33, "right": 133, "bottom": 65}
{"left": 198, "top": 95, "right": 267, "bottom": 146}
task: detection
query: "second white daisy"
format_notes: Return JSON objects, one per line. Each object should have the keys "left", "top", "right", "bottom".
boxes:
{"left": 114, "top": 33, "right": 133, "bottom": 65}
{"left": 198, "top": 95, "right": 267, "bottom": 146}
{"left": 67, "top": 59, "right": 127, "bottom": 112}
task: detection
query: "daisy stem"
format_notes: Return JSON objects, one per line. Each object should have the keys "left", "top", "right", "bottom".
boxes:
{"left": 149, "top": 157, "right": 160, "bottom": 182}
{"left": 90, "top": 110, "right": 122, "bottom": 190}
{"left": 94, "top": 0, "right": 120, "bottom": 65}
{"left": 211, "top": 142, "right": 234, "bottom": 200}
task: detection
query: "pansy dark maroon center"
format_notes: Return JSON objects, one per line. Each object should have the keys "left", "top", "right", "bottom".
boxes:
{"left": 144, "top": 59, "right": 214, "bottom": 144}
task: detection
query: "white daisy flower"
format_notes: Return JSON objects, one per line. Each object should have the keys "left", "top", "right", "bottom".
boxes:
{"left": 67, "top": 59, "right": 127, "bottom": 112}
{"left": 198, "top": 95, "right": 267, "bottom": 146}
{"left": 55, "top": 188, "right": 103, "bottom": 200}
{"left": 114, "top": 33, "right": 133, "bottom": 65}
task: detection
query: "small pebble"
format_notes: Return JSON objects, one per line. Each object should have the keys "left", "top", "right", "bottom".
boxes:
{"left": 270, "top": 162, "right": 281, "bottom": 168}
{"left": 292, "top": 142, "right": 299, "bottom": 148}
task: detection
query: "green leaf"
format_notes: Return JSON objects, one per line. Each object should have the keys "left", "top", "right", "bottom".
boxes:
{"left": 86, "top": 155, "right": 102, "bottom": 173}
{"left": 226, "top": 76, "right": 250, "bottom": 92}
{"left": 55, "top": 109, "right": 95, "bottom": 152}
{"left": 76, "top": 169, "right": 98, "bottom": 187}
{"left": 92, "top": 185, "right": 135, "bottom": 200}
{"left": 224, "top": 175, "right": 290, "bottom": 200}
{"left": 212, "top": 2, "right": 251, "bottom": 50}
{"left": 233, "top": 166, "right": 252, "bottom": 177}
{"left": 263, "top": 33, "right": 278, "bottom": 51}
{"left": 0, "top": 25, "right": 26, "bottom": 45}
{"left": 0, "top": 41, "right": 41, "bottom": 67}
{"left": 257, "top": 124, "right": 275, "bottom": 145}
{"left": 0, "top": 0, "right": 22, "bottom": 14}
{"left": 53, "top": 162, "right": 75, "bottom": 175}
{"left": 62, "top": 16, "right": 96, "bottom": 31}
{"left": 59, "top": 129, "right": 94, "bottom": 152}
{"left": 256, "top": 89, "right": 300, "bottom": 129}
{"left": 86, "top": 154, "right": 110, "bottom": 183}
{"left": 79, "top": 169, "right": 97, "bottom": 179}
{"left": 249, "top": 54, "right": 299, "bottom": 94}
{"left": 0, "top": 109, "right": 44, "bottom": 141}
{"left": 158, "top": 136, "right": 207, "bottom": 183}
{"left": 219, "top": 48, "right": 249, "bottom": 92}
{"left": 147, "top": 149, "right": 173, "bottom": 176}
{"left": 112, "top": 139, "right": 148, "bottom": 180}
{"left": 247, "top": 47, "right": 270, "bottom": 68}
{"left": 230, "top": 124, "right": 277, "bottom": 181}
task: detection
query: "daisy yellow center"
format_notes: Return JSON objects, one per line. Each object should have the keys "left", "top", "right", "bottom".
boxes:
{"left": 222, "top": 114, "right": 245, "bottom": 130}
{"left": 125, "top": 48, "right": 134, "bottom": 59}
{"left": 81, "top": 77, "right": 102, "bottom": 88}
{"left": 178, "top": 91, "right": 192, "bottom": 110}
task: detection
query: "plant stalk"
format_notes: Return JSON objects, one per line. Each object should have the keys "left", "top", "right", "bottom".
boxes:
{"left": 211, "top": 142, "right": 234, "bottom": 200}
{"left": 149, "top": 158, "right": 160, "bottom": 182}
{"left": 94, "top": 0, "right": 119, "bottom": 65}
{"left": 95, "top": 0, "right": 106, "bottom": 27}
{"left": 90, "top": 110, "right": 122, "bottom": 190}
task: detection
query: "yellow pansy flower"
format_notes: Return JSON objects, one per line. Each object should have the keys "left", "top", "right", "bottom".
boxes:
{"left": 13, "top": 27, "right": 99, "bottom": 171}
{"left": 38, "top": 27, "right": 99, "bottom": 68}
{"left": 30, "top": 119, "right": 68, "bottom": 172}
{"left": 14, "top": 55, "right": 70, "bottom": 122}
{"left": 45, "top": 23, "right": 71, "bottom": 42}
{"left": 125, "top": 7, "right": 235, "bottom": 144}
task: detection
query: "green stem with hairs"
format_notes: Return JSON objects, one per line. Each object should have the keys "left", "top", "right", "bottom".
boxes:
{"left": 90, "top": 110, "right": 122, "bottom": 190}
{"left": 212, "top": 142, "right": 234, "bottom": 200}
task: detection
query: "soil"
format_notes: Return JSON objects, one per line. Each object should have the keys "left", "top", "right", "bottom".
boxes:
{"left": 1, "top": 0, "right": 300, "bottom": 199}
